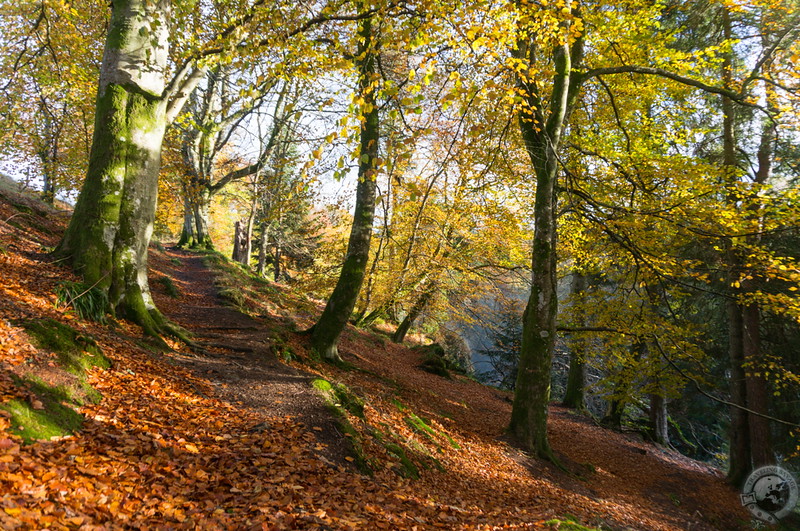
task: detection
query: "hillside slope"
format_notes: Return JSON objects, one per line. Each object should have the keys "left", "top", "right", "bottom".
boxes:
{"left": 0, "top": 182, "right": 752, "bottom": 529}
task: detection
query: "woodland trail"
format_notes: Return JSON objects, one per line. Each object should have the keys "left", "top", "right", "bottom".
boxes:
{"left": 0, "top": 174, "right": 758, "bottom": 530}
{"left": 149, "top": 248, "right": 351, "bottom": 465}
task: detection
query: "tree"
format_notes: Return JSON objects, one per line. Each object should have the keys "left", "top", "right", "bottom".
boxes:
{"left": 175, "top": 67, "right": 295, "bottom": 250}
{"left": 310, "top": 3, "right": 381, "bottom": 361}
{"left": 51, "top": 0, "right": 372, "bottom": 337}
{"left": 0, "top": 0, "right": 103, "bottom": 202}
{"left": 53, "top": 0, "right": 194, "bottom": 336}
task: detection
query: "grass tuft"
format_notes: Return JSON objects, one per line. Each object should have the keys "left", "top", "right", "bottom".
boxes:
{"left": 55, "top": 281, "right": 108, "bottom": 323}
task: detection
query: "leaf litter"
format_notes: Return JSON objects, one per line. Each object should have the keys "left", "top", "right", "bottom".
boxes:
{"left": 0, "top": 186, "right": 751, "bottom": 530}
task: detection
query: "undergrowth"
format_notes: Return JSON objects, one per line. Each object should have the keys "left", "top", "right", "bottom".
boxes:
{"left": 54, "top": 281, "right": 108, "bottom": 323}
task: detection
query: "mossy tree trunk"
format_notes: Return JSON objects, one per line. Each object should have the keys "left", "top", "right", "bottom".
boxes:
{"left": 177, "top": 190, "right": 197, "bottom": 248}
{"left": 392, "top": 282, "right": 436, "bottom": 344}
{"left": 55, "top": 0, "right": 174, "bottom": 336}
{"left": 178, "top": 184, "right": 213, "bottom": 249}
{"left": 509, "top": 8, "right": 584, "bottom": 462}
{"left": 310, "top": 13, "right": 379, "bottom": 362}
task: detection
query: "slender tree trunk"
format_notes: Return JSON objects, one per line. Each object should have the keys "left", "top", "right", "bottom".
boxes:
{"left": 744, "top": 303, "right": 773, "bottom": 466}
{"left": 510, "top": 13, "right": 584, "bottom": 460}
{"left": 310, "top": 12, "right": 379, "bottom": 361}
{"left": 649, "top": 392, "right": 670, "bottom": 446}
{"left": 177, "top": 188, "right": 196, "bottom": 247}
{"left": 191, "top": 187, "right": 213, "bottom": 248}
{"left": 274, "top": 244, "right": 282, "bottom": 281}
{"left": 392, "top": 283, "right": 436, "bottom": 344}
{"left": 563, "top": 272, "right": 586, "bottom": 409}
{"left": 232, "top": 221, "right": 247, "bottom": 264}
{"left": 720, "top": 8, "right": 752, "bottom": 485}
{"left": 257, "top": 222, "right": 268, "bottom": 277}
{"left": 243, "top": 189, "right": 257, "bottom": 267}
{"left": 727, "top": 291, "right": 750, "bottom": 484}
{"left": 54, "top": 0, "right": 171, "bottom": 336}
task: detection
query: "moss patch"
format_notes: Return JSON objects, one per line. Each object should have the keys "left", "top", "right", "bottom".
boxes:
{"left": 18, "top": 318, "right": 110, "bottom": 377}
{"left": 1, "top": 378, "right": 84, "bottom": 444}
{"left": 383, "top": 442, "right": 419, "bottom": 479}
{"left": 156, "top": 275, "right": 180, "bottom": 298}
{"left": 311, "top": 379, "right": 372, "bottom": 474}
{"left": 543, "top": 516, "right": 602, "bottom": 530}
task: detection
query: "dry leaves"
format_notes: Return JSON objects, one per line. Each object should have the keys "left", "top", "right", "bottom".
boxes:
{"left": 0, "top": 188, "right": 750, "bottom": 530}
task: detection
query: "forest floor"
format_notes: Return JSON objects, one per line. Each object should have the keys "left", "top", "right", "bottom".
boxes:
{"left": 0, "top": 180, "right": 756, "bottom": 530}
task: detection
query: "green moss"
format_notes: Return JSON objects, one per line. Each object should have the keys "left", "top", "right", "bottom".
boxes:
{"left": 332, "top": 384, "right": 365, "bottom": 419}
{"left": 170, "top": 257, "right": 183, "bottom": 266}
{"left": 384, "top": 442, "right": 419, "bottom": 479}
{"left": 156, "top": 275, "right": 180, "bottom": 298}
{"left": 311, "top": 379, "right": 372, "bottom": 475}
{"left": 11, "top": 202, "right": 35, "bottom": 215}
{"left": 312, "top": 378, "right": 333, "bottom": 393}
{"left": 543, "top": 517, "right": 601, "bottom": 531}
{"left": 1, "top": 379, "right": 84, "bottom": 444}
{"left": 218, "top": 287, "right": 246, "bottom": 309}
{"left": 406, "top": 413, "right": 437, "bottom": 440}
{"left": 444, "top": 433, "right": 461, "bottom": 449}
{"left": 18, "top": 318, "right": 110, "bottom": 376}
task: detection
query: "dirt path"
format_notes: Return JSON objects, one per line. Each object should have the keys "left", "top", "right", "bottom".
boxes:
{"left": 149, "top": 248, "right": 350, "bottom": 465}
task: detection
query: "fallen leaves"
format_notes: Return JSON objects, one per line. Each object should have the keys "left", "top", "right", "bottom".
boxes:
{"left": 0, "top": 189, "right": 752, "bottom": 530}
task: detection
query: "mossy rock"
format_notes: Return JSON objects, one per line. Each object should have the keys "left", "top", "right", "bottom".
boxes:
{"left": 418, "top": 353, "right": 451, "bottom": 379}
{"left": 17, "top": 318, "right": 110, "bottom": 376}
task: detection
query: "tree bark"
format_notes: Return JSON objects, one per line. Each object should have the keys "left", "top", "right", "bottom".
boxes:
{"left": 509, "top": 8, "right": 584, "bottom": 461}
{"left": 54, "top": 0, "right": 171, "bottom": 336}
{"left": 720, "top": 7, "right": 751, "bottom": 486}
{"left": 177, "top": 189, "right": 196, "bottom": 248}
{"left": 649, "top": 392, "right": 670, "bottom": 446}
{"left": 257, "top": 222, "right": 268, "bottom": 277}
{"left": 392, "top": 282, "right": 436, "bottom": 344}
{"left": 310, "top": 11, "right": 379, "bottom": 361}
{"left": 743, "top": 303, "right": 772, "bottom": 466}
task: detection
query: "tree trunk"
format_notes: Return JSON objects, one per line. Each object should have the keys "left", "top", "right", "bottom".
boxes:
{"left": 649, "top": 392, "right": 670, "bottom": 446}
{"left": 310, "top": 12, "right": 379, "bottom": 362}
{"left": 273, "top": 244, "right": 282, "bottom": 281}
{"left": 509, "top": 16, "right": 584, "bottom": 460}
{"left": 257, "top": 222, "right": 268, "bottom": 277}
{"left": 563, "top": 273, "right": 586, "bottom": 409}
{"left": 727, "top": 293, "right": 750, "bottom": 485}
{"left": 191, "top": 187, "right": 213, "bottom": 249}
{"left": 54, "top": 0, "right": 171, "bottom": 336}
{"left": 243, "top": 192, "right": 257, "bottom": 267}
{"left": 744, "top": 303, "right": 773, "bottom": 466}
{"left": 392, "top": 283, "right": 436, "bottom": 344}
{"left": 232, "top": 221, "right": 248, "bottom": 264}
{"left": 177, "top": 188, "right": 196, "bottom": 248}
{"left": 720, "top": 8, "right": 752, "bottom": 486}
{"left": 604, "top": 399, "right": 624, "bottom": 429}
